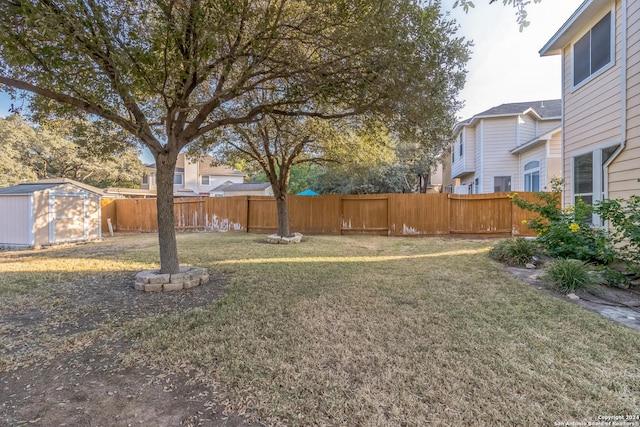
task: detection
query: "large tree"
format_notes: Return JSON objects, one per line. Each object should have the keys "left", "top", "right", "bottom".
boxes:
{"left": 0, "top": 115, "right": 143, "bottom": 187}
{"left": 0, "top": 0, "right": 468, "bottom": 273}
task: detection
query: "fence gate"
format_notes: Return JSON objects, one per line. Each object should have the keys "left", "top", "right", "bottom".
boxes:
{"left": 340, "top": 197, "right": 389, "bottom": 235}
{"left": 49, "top": 191, "right": 89, "bottom": 243}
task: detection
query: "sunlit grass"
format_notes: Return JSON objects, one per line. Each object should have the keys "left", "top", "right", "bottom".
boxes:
{"left": 2, "top": 233, "right": 639, "bottom": 425}
{"left": 120, "top": 233, "right": 640, "bottom": 426}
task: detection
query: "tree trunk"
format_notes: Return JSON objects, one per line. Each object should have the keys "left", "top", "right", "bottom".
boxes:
{"left": 155, "top": 150, "right": 180, "bottom": 274}
{"left": 275, "top": 194, "right": 291, "bottom": 237}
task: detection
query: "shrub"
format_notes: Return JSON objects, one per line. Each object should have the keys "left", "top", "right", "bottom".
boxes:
{"left": 595, "top": 195, "right": 640, "bottom": 268}
{"left": 542, "top": 259, "right": 600, "bottom": 293}
{"left": 488, "top": 238, "right": 538, "bottom": 266}
{"left": 596, "top": 265, "right": 629, "bottom": 289}
{"left": 511, "top": 180, "right": 615, "bottom": 264}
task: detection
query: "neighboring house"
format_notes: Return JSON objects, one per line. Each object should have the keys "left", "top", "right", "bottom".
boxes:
{"left": 141, "top": 153, "right": 246, "bottom": 196}
{"left": 0, "top": 178, "right": 103, "bottom": 248}
{"left": 540, "top": 0, "right": 640, "bottom": 224}
{"left": 448, "top": 100, "right": 563, "bottom": 194}
{"left": 210, "top": 182, "right": 274, "bottom": 197}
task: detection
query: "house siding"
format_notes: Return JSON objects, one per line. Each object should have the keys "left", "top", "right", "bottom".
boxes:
{"left": 519, "top": 114, "right": 537, "bottom": 144}
{"left": 614, "top": 0, "right": 640, "bottom": 198}
{"left": 481, "top": 117, "right": 519, "bottom": 193}
{"left": 562, "top": 1, "right": 623, "bottom": 204}
{"left": 539, "top": 120, "right": 562, "bottom": 135}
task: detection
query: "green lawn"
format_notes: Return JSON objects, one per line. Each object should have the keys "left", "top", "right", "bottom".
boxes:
{"left": 2, "top": 233, "right": 639, "bottom": 426}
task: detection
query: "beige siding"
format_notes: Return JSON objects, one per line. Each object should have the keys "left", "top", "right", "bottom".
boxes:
{"left": 32, "top": 191, "right": 50, "bottom": 245}
{"left": 547, "top": 157, "right": 563, "bottom": 190}
{"left": 481, "top": 117, "right": 519, "bottom": 193}
{"left": 548, "top": 131, "right": 562, "bottom": 156}
{"left": 614, "top": 0, "right": 640, "bottom": 199}
{"left": 0, "top": 195, "right": 31, "bottom": 246}
{"left": 519, "top": 114, "right": 537, "bottom": 144}
{"left": 539, "top": 119, "right": 562, "bottom": 135}
{"left": 563, "top": 1, "right": 624, "bottom": 204}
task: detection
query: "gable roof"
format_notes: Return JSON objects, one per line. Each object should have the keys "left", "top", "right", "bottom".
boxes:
{"left": 474, "top": 99, "right": 562, "bottom": 119}
{"left": 454, "top": 99, "right": 562, "bottom": 134}
{"left": 0, "top": 178, "right": 106, "bottom": 196}
{"left": 540, "top": 0, "right": 609, "bottom": 56}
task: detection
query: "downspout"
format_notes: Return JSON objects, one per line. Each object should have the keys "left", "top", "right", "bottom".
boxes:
{"left": 603, "top": 0, "right": 627, "bottom": 199}
{"left": 561, "top": 53, "right": 566, "bottom": 207}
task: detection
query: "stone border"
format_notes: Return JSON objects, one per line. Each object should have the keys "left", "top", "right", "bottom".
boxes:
{"left": 266, "top": 232, "right": 303, "bottom": 244}
{"left": 134, "top": 266, "right": 209, "bottom": 292}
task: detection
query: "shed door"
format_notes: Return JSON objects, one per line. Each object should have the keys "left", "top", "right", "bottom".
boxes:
{"left": 49, "top": 191, "right": 89, "bottom": 243}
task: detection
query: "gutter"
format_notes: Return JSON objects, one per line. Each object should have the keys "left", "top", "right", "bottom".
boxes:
{"left": 603, "top": 0, "right": 627, "bottom": 199}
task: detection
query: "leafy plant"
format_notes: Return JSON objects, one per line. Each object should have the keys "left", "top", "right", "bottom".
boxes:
{"left": 542, "top": 259, "right": 600, "bottom": 293}
{"left": 488, "top": 238, "right": 538, "bottom": 266}
{"left": 595, "top": 196, "right": 640, "bottom": 267}
{"left": 596, "top": 265, "right": 629, "bottom": 289}
{"left": 511, "top": 180, "right": 614, "bottom": 264}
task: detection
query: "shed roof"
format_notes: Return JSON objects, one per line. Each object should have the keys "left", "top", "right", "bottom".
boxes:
{"left": 0, "top": 178, "right": 105, "bottom": 196}
{"left": 212, "top": 182, "right": 272, "bottom": 192}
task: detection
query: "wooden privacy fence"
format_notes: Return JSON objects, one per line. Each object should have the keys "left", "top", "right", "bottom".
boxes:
{"left": 103, "top": 192, "right": 542, "bottom": 237}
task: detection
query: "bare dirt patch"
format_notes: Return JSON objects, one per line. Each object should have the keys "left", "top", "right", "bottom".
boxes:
{"left": 0, "top": 243, "right": 260, "bottom": 427}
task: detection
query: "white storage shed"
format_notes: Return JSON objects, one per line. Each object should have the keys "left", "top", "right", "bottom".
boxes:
{"left": 0, "top": 179, "right": 103, "bottom": 248}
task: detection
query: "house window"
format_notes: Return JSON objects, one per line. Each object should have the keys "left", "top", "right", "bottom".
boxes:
{"left": 459, "top": 133, "right": 464, "bottom": 157}
{"left": 573, "top": 145, "right": 618, "bottom": 224}
{"left": 494, "top": 176, "right": 511, "bottom": 193}
{"left": 573, "top": 11, "right": 613, "bottom": 87}
{"left": 173, "top": 174, "right": 183, "bottom": 185}
{"left": 201, "top": 176, "right": 210, "bottom": 186}
{"left": 142, "top": 174, "right": 148, "bottom": 185}
{"left": 474, "top": 178, "right": 479, "bottom": 194}
{"left": 524, "top": 161, "right": 540, "bottom": 192}
{"left": 452, "top": 146, "right": 455, "bottom": 163}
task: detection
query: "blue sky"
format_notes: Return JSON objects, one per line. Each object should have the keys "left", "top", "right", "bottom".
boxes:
{"left": 444, "top": 0, "right": 584, "bottom": 120}
{"left": 0, "top": 1, "right": 583, "bottom": 132}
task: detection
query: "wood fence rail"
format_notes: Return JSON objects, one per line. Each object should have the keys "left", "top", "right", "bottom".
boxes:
{"left": 101, "top": 192, "right": 542, "bottom": 237}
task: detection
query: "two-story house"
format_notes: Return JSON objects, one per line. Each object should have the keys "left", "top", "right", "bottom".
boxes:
{"left": 142, "top": 153, "right": 246, "bottom": 196}
{"left": 540, "top": 0, "right": 640, "bottom": 222}
{"left": 449, "top": 100, "right": 563, "bottom": 194}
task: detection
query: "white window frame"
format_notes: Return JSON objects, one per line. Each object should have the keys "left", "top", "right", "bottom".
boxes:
{"left": 570, "top": 143, "right": 619, "bottom": 226}
{"left": 201, "top": 175, "right": 210, "bottom": 186}
{"left": 523, "top": 160, "right": 541, "bottom": 192}
{"left": 173, "top": 173, "right": 183, "bottom": 185}
{"left": 571, "top": 7, "right": 615, "bottom": 91}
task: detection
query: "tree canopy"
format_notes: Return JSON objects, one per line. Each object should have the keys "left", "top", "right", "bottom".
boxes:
{"left": 0, "top": 0, "right": 468, "bottom": 272}
{"left": 0, "top": 115, "right": 143, "bottom": 188}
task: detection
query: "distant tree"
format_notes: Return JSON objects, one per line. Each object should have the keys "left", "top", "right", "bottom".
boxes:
{"left": 0, "top": 0, "right": 468, "bottom": 272}
{"left": 0, "top": 115, "right": 143, "bottom": 188}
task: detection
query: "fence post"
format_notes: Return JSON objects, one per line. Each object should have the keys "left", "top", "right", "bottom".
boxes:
{"left": 246, "top": 196, "right": 250, "bottom": 233}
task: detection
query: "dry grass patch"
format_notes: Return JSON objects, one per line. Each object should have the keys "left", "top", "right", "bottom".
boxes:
{"left": 122, "top": 234, "right": 640, "bottom": 426}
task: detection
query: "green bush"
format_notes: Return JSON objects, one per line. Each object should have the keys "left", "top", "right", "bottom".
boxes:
{"left": 488, "top": 238, "right": 538, "bottom": 266}
{"left": 542, "top": 259, "right": 600, "bottom": 293}
{"left": 511, "top": 180, "right": 614, "bottom": 264}
{"left": 595, "top": 195, "right": 640, "bottom": 268}
{"left": 596, "top": 265, "right": 629, "bottom": 289}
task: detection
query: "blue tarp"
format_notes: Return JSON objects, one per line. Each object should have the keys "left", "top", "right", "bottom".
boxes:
{"left": 297, "top": 189, "right": 319, "bottom": 196}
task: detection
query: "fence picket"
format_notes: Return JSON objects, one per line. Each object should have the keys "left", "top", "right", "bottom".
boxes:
{"left": 104, "top": 193, "right": 540, "bottom": 237}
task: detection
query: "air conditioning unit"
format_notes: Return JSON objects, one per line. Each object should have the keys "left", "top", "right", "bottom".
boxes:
{"left": 454, "top": 185, "right": 469, "bottom": 195}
